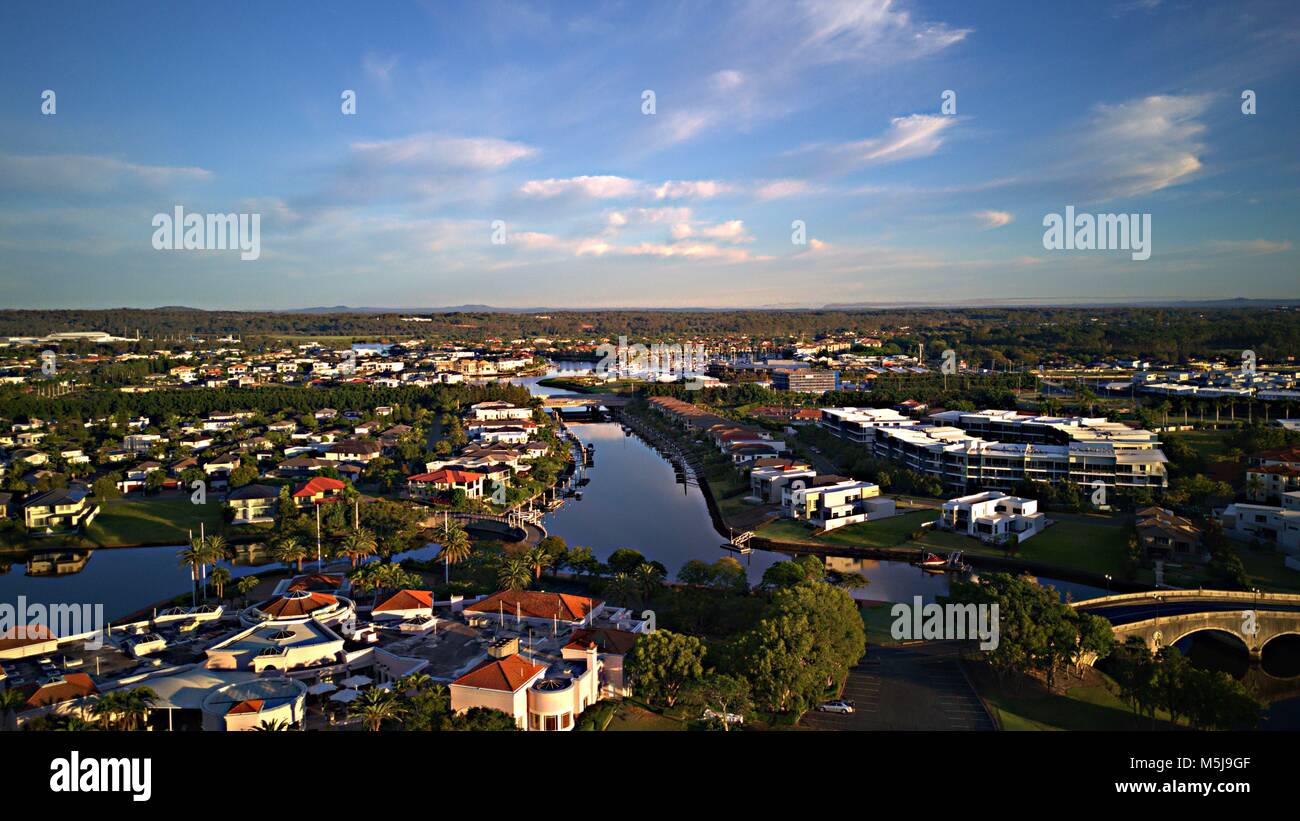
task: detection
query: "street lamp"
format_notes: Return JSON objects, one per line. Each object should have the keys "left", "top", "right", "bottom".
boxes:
{"left": 1104, "top": 574, "right": 1112, "bottom": 594}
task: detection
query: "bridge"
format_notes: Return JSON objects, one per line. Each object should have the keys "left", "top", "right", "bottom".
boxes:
{"left": 541, "top": 393, "right": 631, "bottom": 409}
{"left": 1073, "top": 589, "right": 1300, "bottom": 661}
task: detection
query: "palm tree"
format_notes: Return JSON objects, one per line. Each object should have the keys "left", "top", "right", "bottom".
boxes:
{"left": 90, "top": 690, "right": 130, "bottom": 730}
{"left": 497, "top": 557, "right": 532, "bottom": 591}
{"left": 253, "top": 718, "right": 292, "bottom": 731}
{"left": 235, "top": 575, "right": 260, "bottom": 607}
{"left": 340, "top": 528, "right": 377, "bottom": 568}
{"left": 633, "top": 563, "right": 664, "bottom": 604}
{"left": 210, "top": 566, "right": 232, "bottom": 602}
{"left": 355, "top": 689, "right": 406, "bottom": 731}
{"left": 0, "top": 688, "right": 26, "bottom": 731}
{"left": 523, "top": 546, "right": 553, "bottom": 581}
{"left": 433, "top": 520, "right": 473, "bottom": 584}
{"left": 395, "top": 673, "right": 433, "bottom": 695}
{"left": 273, "top": 536, "right": 308, "bottom": 572}
{"left": 177, "top": 543, "right": 204, "bottom": 606}
{"left": 603, "top": 572, "right": 640, "bottom": 608}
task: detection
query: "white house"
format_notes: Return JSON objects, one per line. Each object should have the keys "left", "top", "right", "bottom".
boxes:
{"left": 939, "top": 491, "right": 1047, "bottom": 544}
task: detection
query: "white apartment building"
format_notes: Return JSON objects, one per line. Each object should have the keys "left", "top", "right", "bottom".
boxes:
{"left": 820, "top": 407, "right": 1169, "bottom": 492}
{"left": 818, "top": 407, "right": 919, "bottom": 443}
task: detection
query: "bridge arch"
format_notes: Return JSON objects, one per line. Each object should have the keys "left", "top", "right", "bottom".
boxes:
{"left": 1162, "top": 625, "right": 1252, "bottom": 654}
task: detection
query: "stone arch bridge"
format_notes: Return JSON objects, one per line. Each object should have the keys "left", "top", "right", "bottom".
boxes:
{"left": 1073, "top": 589, "right": 1300, "bottom": 661}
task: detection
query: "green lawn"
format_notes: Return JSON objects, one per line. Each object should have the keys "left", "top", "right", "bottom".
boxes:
{"left": 967, "top": 663, "right": 1184, "bottom": 731}
{"left": 85, "top": 497, "right": 227, "bottom": 546}
{"left": 1169, "top": 429, "right": 1233, "bottom": 461}
{"left": 606, "top": 701, "right": 689, "bottom": 731}
{"left": 757, "top": 508, "right": 936, "bottom": 547}
{"left": 921, "top": 517, "right": 1132, "bottom": 577}
{"left": 817, "top": 509, "right": 937, "bottom": 548}
{"left": 860, "top": 601, "right": 902, "bottom": 646}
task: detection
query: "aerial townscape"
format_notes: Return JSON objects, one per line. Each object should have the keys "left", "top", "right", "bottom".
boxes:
{"left": 1, "top": 0, "right": 1299, "bottom": 801}
{"left": 0, "top": 306, "right": 1298, "bottom": 736}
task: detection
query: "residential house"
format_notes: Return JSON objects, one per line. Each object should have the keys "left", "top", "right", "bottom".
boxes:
{"left": 292, "top": 476, "right": 347, "bottom": 507}
{"left": 406, "top": 469, "right": 486, "bottom": 500}
{"left": 1135, "top": 507, "right": 1205, "bottom": 562}
{"left": 23, "top": 487, "right": 99, "bottom": 532}
{"left": 225, "top": 484, "right": 280, "bottom": 524}
{"left": 782, "top": 478, "right": 893, "bottom": 531}
{"left": 939, "top": 491, "right": 1047, "bottom": 545}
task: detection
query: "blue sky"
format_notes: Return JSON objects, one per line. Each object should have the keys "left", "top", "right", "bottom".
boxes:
{"left": 1, "top": 0, "right": 1297, "bottom": 309}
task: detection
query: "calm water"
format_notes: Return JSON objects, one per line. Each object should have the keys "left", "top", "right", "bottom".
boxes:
{"left": 0, "top": 548, "right": 266, "bottom": 621}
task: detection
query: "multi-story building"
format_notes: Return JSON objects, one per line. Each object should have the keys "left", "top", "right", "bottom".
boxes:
{"left": 772, "top": 368, "right": 839, "bottom": 393}
{"left": 822, "top": 407, "right": 1168, "bottom": 492}
{"left": 818, "top": 407, "right": 918, "bottom": 443}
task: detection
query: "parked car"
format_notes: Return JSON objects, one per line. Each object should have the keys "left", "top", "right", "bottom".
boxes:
{"left": 819, "top": 700, "right": 855, "bottom": 714}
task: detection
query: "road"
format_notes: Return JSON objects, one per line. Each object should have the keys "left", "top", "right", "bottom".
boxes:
{"left": 1080, "top": 599, "right": 1300, "bottom": 625}
{"left": 799, "top": 643, "right": 995, "bottom": 731}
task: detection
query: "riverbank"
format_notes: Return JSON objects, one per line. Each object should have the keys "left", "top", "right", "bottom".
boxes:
{"left": 619, "top": 400, "right": 1154, "bottom": 594}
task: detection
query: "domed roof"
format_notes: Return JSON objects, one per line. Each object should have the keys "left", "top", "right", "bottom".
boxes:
{"left": 257, "top": 590, "right": 339, "bottom": 620}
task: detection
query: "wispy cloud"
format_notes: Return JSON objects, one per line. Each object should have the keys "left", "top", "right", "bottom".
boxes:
{"left": 793, "top": 113, "right": 956, "bottom": 173}
{"left": 1074, "top": 94, "right": 1210, "bottom": 199}
{"left": 350, "top": 134, "right": 538, "bottom": 171}
{"left": 975, "top": 209, "right": 1014, "bottom": 229}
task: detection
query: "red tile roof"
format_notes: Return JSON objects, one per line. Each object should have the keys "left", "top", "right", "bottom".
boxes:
{"left": 466, "top": 590, "right": 600, "bottom": 621}
{"left": 374, "top": 589, "right": 434, "bottom": 613}
{"left": 407, "top": 469, "right": 484, "bottom": 485}
{"left": 227, "top": 699, "right": 265, "bottom": 715}
{"left": 452, "top": 654, "right": 544, "bottom": 692}
{"left": 258, "top": 591, "right": 339, "bottom": 619}
{"left": 293, "top": 476, "right": 346, "bottom": 498}
{"left": 564, "top": 627, "right": 639, "bottom": 655}
{"left": 26, "top": 672, "right": 97, "bottom": 708}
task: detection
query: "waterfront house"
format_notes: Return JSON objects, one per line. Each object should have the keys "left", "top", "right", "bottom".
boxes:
{"left": 225, "top": 483, "right": 280, "bottom": 524}
{"left": 406, "top": 469, "right": 486, "bottom": 501}
{"left": 939, "top": 491, "right": 1047, "bottom": 545}
{"left": 22, "top": 487, "right": 99, "bottom": 533}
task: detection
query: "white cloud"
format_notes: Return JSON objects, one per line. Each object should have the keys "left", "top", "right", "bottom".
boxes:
{"left": 520, "top": 175, "right": 641, "bottom": 199}
{"left": 350, "top": 134, "right": 538, "bottom": 171}
{"left": 1207, "top": 239, "right": 1293, "bottom": 255}
{"left": 650, "top": 179, "right": 731, "bottom": 199}
{"left": 711, "top": 69, "right": 745, "bottom": 91}
{"left": 793, "top": 0, "right": 971, "bottom": 64}
{"left": 755, "top": 179, "right": 815, "bottom": 200}
{"left": 0, "top": 153, "right": 212, "bottom": 194}
{"left": 975, "top": 210, "right": 1014, "bottom": 229}
{"left": 796, "top": 114, "right": 955, "bottom": 173}
{"left": 1077, "top": 94, "right": 1210, "bottom": 198}
{"left": 671, "top": 219, "right": 752, "bottom": 242}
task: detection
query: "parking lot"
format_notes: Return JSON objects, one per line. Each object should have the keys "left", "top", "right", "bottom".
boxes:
{"left": 800, "top": 643, "right": 994, "bottom": 731}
